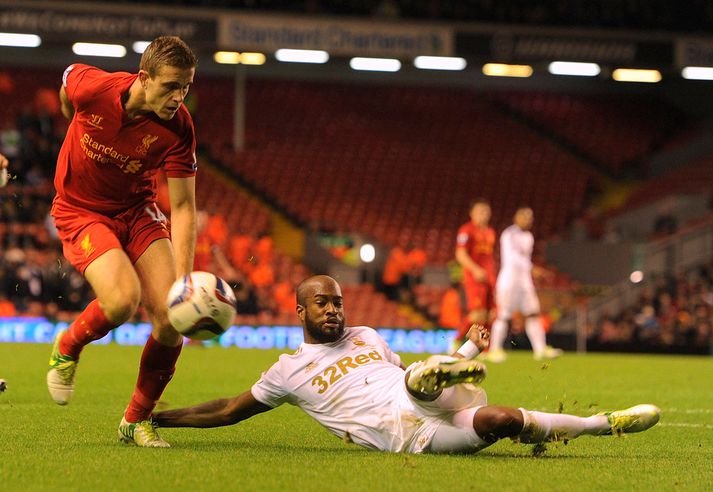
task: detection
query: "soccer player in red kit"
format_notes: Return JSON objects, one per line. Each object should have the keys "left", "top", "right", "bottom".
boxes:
{"left": 0, "top": 152, "right": 8, "bottom": 186}
{"left": 46, "top": 36, "right": 198, "bottom": 447}
{"left": 454, "top": 199, "right": 496, "bottom": 342}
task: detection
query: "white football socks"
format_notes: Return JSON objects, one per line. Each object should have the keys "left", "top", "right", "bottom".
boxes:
{"left": 525, "top": 316, "right": 547, "bottom": 355}
{"left": 518, "top": 409, "right": 610, "bottom": 442}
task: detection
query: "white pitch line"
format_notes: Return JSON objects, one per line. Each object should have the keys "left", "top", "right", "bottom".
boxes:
{"left": 659, "top": 422, "right": 713, "bottom": 430}
{"left": 662, "top": 408, "right": 713, "bottom": 414}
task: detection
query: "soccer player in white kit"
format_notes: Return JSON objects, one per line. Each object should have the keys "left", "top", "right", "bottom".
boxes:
{"left": 486, "top": 207, "right": 562, "bottom": 362}
{"left": 153, "top": 275, "right": 659, "bottom": 453}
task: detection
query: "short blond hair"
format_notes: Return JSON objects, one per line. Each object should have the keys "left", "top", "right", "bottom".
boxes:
{"left": 140, "top": 36, "right": 197, "bottom": 77}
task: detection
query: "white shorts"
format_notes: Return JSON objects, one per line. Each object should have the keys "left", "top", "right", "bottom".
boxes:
{"left": 396, "top": 363, "right": 490, "bottom": 454}
{"left": 496, "top": 283, "right": 540, "bottom": 319}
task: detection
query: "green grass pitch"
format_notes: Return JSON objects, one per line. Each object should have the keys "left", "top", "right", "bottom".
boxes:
{"left": 1, "top": 342, "right": 712, "bottom": 491}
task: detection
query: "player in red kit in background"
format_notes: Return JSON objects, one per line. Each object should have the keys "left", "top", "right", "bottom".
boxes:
{"left": 46, "top": 36, "right": 198, "bottom": 447}
{"left": 454, "top": 199, "right": 497, "bottom": 344}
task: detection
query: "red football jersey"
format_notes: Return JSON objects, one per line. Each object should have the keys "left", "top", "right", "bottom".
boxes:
{"left": 55, "top": 64, "right": 197, "bottom": 215}
{"left": 456, "top": 222, "right": 496, "bottom": 283}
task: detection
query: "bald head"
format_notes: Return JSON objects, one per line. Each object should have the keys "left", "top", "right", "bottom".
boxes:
{"left": 296, "top": 275, "right": 341, "bottom": 306}
{"left": 296, "top": 275, "right": 345, "bottom": 344}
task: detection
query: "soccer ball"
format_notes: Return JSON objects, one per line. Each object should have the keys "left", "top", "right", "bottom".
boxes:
{"left": 166, "top": 272, "right": 237, "bottom": 340}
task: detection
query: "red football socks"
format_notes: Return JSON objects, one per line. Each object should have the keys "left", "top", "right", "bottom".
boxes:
{"left": 124, "top": 335, "right": 182, "bottom": 423}
{"left": 59, "top": 299, "right": 116, "bottom": 360}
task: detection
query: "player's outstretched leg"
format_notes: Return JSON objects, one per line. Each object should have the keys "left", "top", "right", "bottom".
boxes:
{"left": 118, "top": 336, "right": 181, "bottom": 448}
{"left": 46, "top": 299, "right": 123, "bottom": 405}
{"left": 427, "top": 404, "right": 660, "bottom": 454}
{"left": 515, "top": 404, "right": 660, "bottom": 443}
{"left": 406, "top": 355, "right": 487, "bottom": 399}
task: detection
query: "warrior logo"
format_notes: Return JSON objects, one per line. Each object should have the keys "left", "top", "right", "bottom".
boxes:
{"left": 87, "top": 114, "right": 104, "bottom": 130}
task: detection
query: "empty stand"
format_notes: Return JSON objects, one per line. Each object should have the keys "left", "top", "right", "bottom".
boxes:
{"left": 494, "top": 91, "right": 685, "bottom": 174}
{"left": 207, "top": 79, "right": 596, "bottom": 264}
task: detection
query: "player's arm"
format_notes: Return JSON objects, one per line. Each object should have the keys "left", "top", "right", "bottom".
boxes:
{"left": 451, "top": 323, "right": 490, "bottom": 359}
{"left": 154, "top": 389, "right": 272, "bottom": 428}
{"left": 532, "top": 264, "right": 554, "bottom": 280}
{"left": 455, "top": 246, "right": 486, "bottom": 281}
{"left": 59, "top": 85, "right": 74, "bottom": 120}
{"left": 167, "top": 176, "right": 197, "bottom": 278}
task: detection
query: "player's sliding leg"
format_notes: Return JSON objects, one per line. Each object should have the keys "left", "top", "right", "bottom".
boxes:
{"left": 427, "top": 404, "right": 661, "bottom": 453}
{"left": 517, "top": 404, "right": 661, "bottom": 441}
{"left": 119, "top": 239, "right": 181, "bottom": 448}
{"left": 524, "top": 314, "right": 563, "bottom": 360}
{"left": 48, "top": 249, "right": 140, "bottom": 405}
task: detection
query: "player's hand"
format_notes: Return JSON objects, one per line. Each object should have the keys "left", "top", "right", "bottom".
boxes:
{"left": 0, "top": 153, "right": 8, "bottom": 170}
{"left": 470, "top": 266, "right": 486, "bottom": 282}
{"left": 466, "top": 323, "right": 490, "bottom": 351}
{"left": 533, "top": 265, "right": 555, "bottom": 280}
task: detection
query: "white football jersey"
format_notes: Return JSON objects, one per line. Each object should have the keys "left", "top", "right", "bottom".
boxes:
{"left": 251, "top": 326, "right": 437, "bottom": 452}
{"left": 496, "top": 224, "right": 540, "bottom": 317}
{"left": 497, "top": 224, "right": 534, "bottom": 286}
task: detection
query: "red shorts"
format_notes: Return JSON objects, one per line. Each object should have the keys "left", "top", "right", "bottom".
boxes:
{"left": 51, "top": 197, "right": 170, "bottom": 274}
{"left": 462, "top": 276, "right": 495, "bottom": 313}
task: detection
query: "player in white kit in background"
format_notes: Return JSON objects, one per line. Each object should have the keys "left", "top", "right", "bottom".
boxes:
{"left": 153, "top": 275, "right": 659, "bottom": 454}
{"left": 485, "top": 207, "right": 562, "bottom": 363}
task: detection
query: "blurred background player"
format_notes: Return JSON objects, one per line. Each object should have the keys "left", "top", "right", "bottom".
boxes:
{"left": 455, "top": 199, "right": 496, "bottom": 344}
{"left": 152, "top": 275, "right": 660, "bottom": 454}
{"left": 45, "top": 36, "right": 199, "bottom": 447}
{"left": 486, "top": 207, "right": 562, "bottom": 362}
{"left": 0, "top": 151, "right": 8, "bottom": 186}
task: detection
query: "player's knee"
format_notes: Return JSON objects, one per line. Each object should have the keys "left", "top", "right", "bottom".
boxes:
{"left": 473, "top": 406, "right": 524, "bottom": 443}
{"left": 102, "top": 290, "right": 140, "bottom": 324}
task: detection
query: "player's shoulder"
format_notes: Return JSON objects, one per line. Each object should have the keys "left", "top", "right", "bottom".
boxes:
{"left": 271, "top": 349, "right": 304, "bottom": 374}
{"left": 63, "top": 63, "right": 99, "bottom": 81}
{"left": 65, "top": 63, "right": 131, "bottom": 87}
{"left": 345, "top": 325, "right": 376, "bottom": 337}
{"left": 457, "top": 222, "right": 473, "bottom": 237}
{"left": 345, "top": 325, "right": 385, "bottom": 343}
{"left": 156, "top": 104, "right": 195, "bottom": 138}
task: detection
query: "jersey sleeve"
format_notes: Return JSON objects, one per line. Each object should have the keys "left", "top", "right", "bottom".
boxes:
{"left": 62, "top": 64, "right": 107, "bottom": 110}
{"left": 455, "top": 225, "right": 470, "bottom": 248}
{"left": 250, "top": 359, "right": 290, "bottom": 408}
{"left": 163, "top": 113, "right": 198, "bottom": 178}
